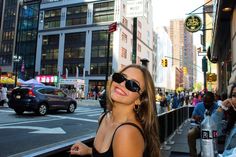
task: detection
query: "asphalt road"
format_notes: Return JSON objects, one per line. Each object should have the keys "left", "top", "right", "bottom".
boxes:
{"left": 0, "top": 105, "right": 103, "bottom": 157}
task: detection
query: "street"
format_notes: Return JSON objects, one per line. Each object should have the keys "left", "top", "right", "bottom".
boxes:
{"left": 0, "top": 105, "right": 103, "bottom": 157}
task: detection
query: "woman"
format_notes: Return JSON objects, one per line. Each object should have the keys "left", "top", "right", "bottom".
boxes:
{"left": 216, "top": 83, "right": 236, "bottom": 156}
{"left": 70, "top": 64, "right": 160, "bottom": 157}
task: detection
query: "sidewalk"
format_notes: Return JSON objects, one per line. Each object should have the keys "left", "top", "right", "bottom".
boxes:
{"left": 76, "top": 99, "right": 100, "bottom": 107}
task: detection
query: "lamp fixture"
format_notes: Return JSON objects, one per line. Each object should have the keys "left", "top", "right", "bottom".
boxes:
{"left": 222, "top": 7, "right": 232, "bottom": 12}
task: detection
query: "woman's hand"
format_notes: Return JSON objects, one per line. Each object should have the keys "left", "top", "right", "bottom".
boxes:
{"left": 70, "top": 141, "right": 92, "bottom": 156}
{"left": 220, "top": 98, "right": 234, "bottom": 110}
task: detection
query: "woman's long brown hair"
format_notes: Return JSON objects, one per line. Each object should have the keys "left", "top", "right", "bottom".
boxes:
{"left": 106, "top": 64, "right": 160, "bottom": 157}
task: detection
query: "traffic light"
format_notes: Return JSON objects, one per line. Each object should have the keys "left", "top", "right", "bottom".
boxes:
{"left": 161, "top": 58, "right": 168, "bottom": 67}
{"left": 183, "top": 67, "right": 188, "bottom": 75}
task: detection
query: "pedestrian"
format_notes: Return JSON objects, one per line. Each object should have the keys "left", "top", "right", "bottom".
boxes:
{"left": 70, "top": 64, "right": 160, "bottom": 157}
{"left": 0, "top": 84, "right": 8, "bottom": 106}
{"left": 187, "top": 91, "right": 218, "bottom": 157}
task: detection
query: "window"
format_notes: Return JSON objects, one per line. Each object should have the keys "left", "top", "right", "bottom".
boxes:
{"left": 41, "top": 35, "right": 59, "bottom": 75}
{"left": 121, "top": 32, "right": 127, "bottom": 43}
{"left": 121, "top": 47, "right": 127, "bottom": 59}
{"left": 138, "top": 44, "right": 141, "bottom": 52}
{"left": 137, "top": 31, "right": 142, "bottom": 39}
{"left": 91, "top": 31, "right": 113, "bottom": 75}
{"left": 122, "top": 17, "right": 128, "bottom": 27}
{"left": 66, "top": 5, "right": 87, "bottom": 26}
{"left": 138, "top": 20, "right": 142, "bottom": 29}
{"left": 64, "top": 32, "right": 86, "bottom": 76}
{"left": 44, "top": 9, "right": 61, "bottom": 29}
{"left": 93, "top": 1, "right": 114, "bottom": 23}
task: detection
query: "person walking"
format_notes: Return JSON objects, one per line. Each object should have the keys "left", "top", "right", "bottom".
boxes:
{"left": 0, "top": 84, "right": 8, "bottom": 107}
{"left": 70, "top": 64, "right": 160, "bottom": 157}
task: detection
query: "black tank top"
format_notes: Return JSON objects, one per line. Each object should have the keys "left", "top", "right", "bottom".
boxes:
{"left": 92, "top": 112, "right": 146, "bottom": 157}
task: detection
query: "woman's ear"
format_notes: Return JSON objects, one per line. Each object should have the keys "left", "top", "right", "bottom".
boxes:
{"left": 135, "top": 99, "right": 141, "bottom": 105}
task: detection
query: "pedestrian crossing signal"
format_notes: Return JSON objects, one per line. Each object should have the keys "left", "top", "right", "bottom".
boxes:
{"left": 161, "top": 59, "right": 168, "bottom": 67}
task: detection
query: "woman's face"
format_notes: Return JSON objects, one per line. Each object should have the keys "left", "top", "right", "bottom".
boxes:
{"left": 110, "top": 67, "right": 145, "bottom": 105}
{"left": 231, "top": 87, "right": 236, "bottom": 106}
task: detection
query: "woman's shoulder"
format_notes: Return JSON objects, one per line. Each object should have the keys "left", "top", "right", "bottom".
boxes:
{"left": 112, "top": 122, "right": 145, "bottom": 156}
{"left": 113, "top": 122, "right": 144, "bottom": 141}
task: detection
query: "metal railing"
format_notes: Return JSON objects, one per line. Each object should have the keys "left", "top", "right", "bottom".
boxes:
{"left": 19, "top": 106, "right": 194, "bottom": 157}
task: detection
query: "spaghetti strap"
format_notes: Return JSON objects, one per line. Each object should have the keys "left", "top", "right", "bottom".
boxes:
{"left": 98, "top": 111, "right": 109, "bottom": 126}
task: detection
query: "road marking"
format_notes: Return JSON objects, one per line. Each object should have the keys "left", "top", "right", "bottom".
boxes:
{"left": 0, "top": 117, "right": 63, "bottom": 127}
{"left": 48, "top": 115, "right": 98, "bottom": 123}
{"left": 0, "top": 126, "right": 66, "bottom": 134}
{"left": 87, "top": 113, "right": 102, "bottom": 117}
{"left": 0, "top": 109, "right": 14, "bottom": 113}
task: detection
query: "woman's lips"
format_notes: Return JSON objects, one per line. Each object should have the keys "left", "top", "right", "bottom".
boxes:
{"left": 114, "top": 87, "right": 127, "bottom": 96}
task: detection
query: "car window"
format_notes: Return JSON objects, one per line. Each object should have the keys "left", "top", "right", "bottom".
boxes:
{"left": 38, "top": 88, "right": 46, "bottom": 94}
{"left": 53, "top": 89, "right": 65, "bottom": 97}
{"left": 44, "top": 88, "right": 55, "bottom": 95}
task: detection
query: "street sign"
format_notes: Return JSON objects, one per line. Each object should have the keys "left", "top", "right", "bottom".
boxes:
{"left": 108, "top": 22, "right": 117, "bottom": 33}
{"left": 184, "top": 14, "right": 202, "bottom": 32}
{"left": 126, "top": 0, "right": 145, "bottom": 17}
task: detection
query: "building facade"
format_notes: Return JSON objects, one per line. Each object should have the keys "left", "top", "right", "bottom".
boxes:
{"left": 155, "top": 26, "right": 173, "bottom": 90}
{"left": 168, "top": 19, "right": 194, "bottom": 90}
{"left": 36, "top": 0, "right": 154, "bottom": 95}
{"left": 210, "top": 0, "right": 236, "bottom": 94}
{"left": 0, "top": 0, "right": 40, "bottom": 81}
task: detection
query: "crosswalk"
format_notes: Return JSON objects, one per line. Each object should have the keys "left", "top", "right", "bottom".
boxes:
{"left": 74, "top": 106, "right": 104, "bottom": 117}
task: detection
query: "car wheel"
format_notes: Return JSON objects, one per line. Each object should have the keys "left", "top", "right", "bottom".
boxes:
{"left": 37, "top": 104, "right": 47, "bottom": 116}
{"left": 67, "top": 103, "right": 76, "bottom": 113}
{"left": 14, "top": 109, "right": 24, "bottom": 115}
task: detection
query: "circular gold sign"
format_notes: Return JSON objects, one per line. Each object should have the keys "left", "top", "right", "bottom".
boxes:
{"left": 184, "top": 15, "right": 202, "bottom": 32}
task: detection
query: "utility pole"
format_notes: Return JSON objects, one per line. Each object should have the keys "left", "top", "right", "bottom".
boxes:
{"left": 202, "top": 5, "right": 208, "bottom": 92}
{"left": 132, "top": 17, "right": 137, "bottom": 64}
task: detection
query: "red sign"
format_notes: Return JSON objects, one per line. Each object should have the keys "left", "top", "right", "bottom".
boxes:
{"left": 108, "top": 22, "right": 117, "bottom": 33}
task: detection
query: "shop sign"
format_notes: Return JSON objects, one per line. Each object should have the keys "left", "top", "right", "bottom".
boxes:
{"left": 184, "top": 15, "right": 202, "bottom": 32}
{"left": 59, "top": 79, "right": 84, "bottom": 85}
{"left": 36, "top": 75, "right": 58, "bottom": 83}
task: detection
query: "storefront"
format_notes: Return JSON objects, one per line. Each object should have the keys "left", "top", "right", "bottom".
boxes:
{"left": 58, "top": 79, "right": 85, "bottom": 99}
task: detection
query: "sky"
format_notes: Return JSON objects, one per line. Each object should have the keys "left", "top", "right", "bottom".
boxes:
{"left": 152, "top": 0, "right": 205, "bottom": 82}
{"left": 152, "top": 0, "right": 204, "bottom": 27}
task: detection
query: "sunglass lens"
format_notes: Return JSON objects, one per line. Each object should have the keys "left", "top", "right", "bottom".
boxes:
{"left": 112, "top": 73, "right": 125, "bottom": 83}
{"left": 126, "top": 80, "right": 140, "bottom": 92}
{"left": 232, "top": 93, "right": 236, "bottom": 97}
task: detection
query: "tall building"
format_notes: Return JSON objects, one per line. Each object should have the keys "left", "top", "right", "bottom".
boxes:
{"left": 0, "top": 0, "right": 18, "bottom": 72}
{"left": 155, "top": 26, "right": 173, "bottom": 90}
{"left": 168, "top": 19, "right": 194, "bottom": 90}
{"left": 0, "top": 0, "right": 40, "bottom": 80}
{"left": 183, "top": 29, "right": 193, "bottom": 89}
{"left": 35, "top": 0, "right": 154, "bottom": 95}
{"left": 169, "top": 19, "right": 184, "bottom": 68}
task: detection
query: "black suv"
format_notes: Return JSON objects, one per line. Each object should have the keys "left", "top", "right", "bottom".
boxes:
{"left": 8, "top": 86, "right": 77, "bottom": 116}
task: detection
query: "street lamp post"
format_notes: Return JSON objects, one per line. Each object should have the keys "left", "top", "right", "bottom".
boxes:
{"left": 13, "top": 55, "right": 22, "bottom": 87}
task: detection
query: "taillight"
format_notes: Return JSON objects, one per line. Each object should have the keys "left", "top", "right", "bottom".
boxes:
{"left": 28, "top": 89, "right": 35, "bottom": 97}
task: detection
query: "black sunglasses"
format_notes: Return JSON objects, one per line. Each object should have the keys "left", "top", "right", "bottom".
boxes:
{"left": 112, "top": 73, "right": 141, "bottom": 94}
{"left": 232, "top": 93, "right": 236, "bottom": 97}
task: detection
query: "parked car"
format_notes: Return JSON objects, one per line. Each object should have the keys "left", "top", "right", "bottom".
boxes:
{"left": 8, "top": 86, "right": 77, "bottom": 116}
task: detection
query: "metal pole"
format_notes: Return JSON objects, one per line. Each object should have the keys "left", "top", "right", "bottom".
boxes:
{"left": 105, "top": 33, "right": 111, "bottom": 87}
{"left": 202, "top": 5, "right": 207, "bottom": 92}
{"left": 14, "top": 62, "right": 18, "bottom": 87}
{"left": 132, "top": 17, "right": 137, "bottom": 64}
